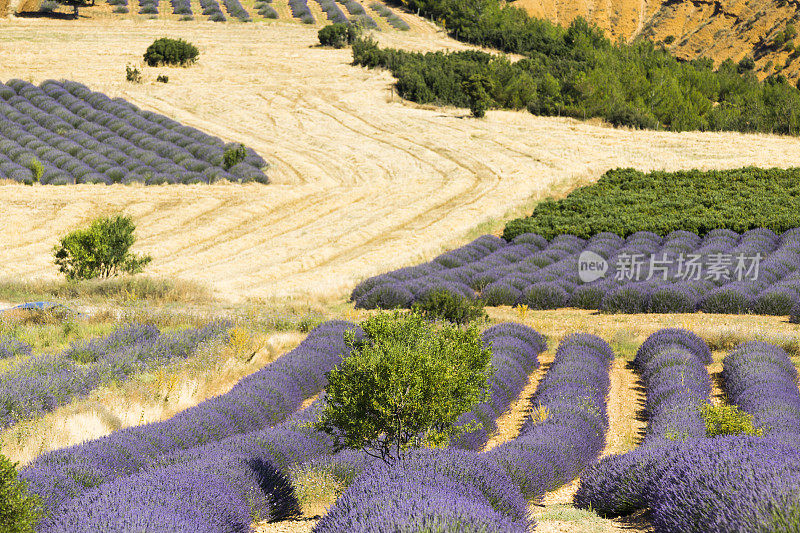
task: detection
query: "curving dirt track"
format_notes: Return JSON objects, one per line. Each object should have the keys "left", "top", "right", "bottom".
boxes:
{"left": 3, "top": 20, "right": 800, "bottom": 302}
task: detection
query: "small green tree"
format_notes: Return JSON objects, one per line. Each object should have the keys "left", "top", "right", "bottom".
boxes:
{"left": 319, "top": 23, "right": 349, "bottom": 48}
{"left": 700, "top": 402, "right": 764, "bottom": 437}
{"left": 143, "top": 38, "right": 199, "bottom": 67}
{"left": 411, "top": 289, "right": 487, "bottom": 325}
{"left": 462, "top": 74, "right": 493, "bottom": 118}
{"left": 0, "top": 453, "right": 40, "bottom": 533}
{"left": 314, "top": 312, "right": 492, "bottom": 464}
{"left": 53, "top": 215, "right": 152, "bottom": 281}
{"left": 223, "top": 144, "right": 247, "bottom": 170}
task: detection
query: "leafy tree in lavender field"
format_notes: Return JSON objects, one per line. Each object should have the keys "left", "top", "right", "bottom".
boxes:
{"left": 314, "top": 311, "right": 492, "bottom": 464}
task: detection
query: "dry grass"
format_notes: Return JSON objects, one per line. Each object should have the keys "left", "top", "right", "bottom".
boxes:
{"left": 4, "top": 21, "right": 800, "bottom": 302}
{"left": 0, "top": 327, "right": 304, "bottom": 465}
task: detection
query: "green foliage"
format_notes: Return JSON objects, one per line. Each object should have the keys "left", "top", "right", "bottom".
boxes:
{"left": 314, "top": 312, "right": 492, "bottom": 463}
{"left": 27, "top": 158, "right": 42, "bottom": 183}
{"left": 156, "top": 74, "right": 169, "bottom": 83}
{"left": 319, "top": 22, "right": 362, "bottom": 48}
{"left": 143, "top": 37, "right": 199, "bottom": 67}
{"left": 222, "top": 144, "right": 247, "bottom": 170}
{"left": 53, "top": 215, "right": 152, "bottom": 281}
{"left": 125, "top": 65, "right": 142, "bottom": 84}
{"left": 738, "top": 56, "right": 755, "bottom": 73}
{"left": 503, "top": 167, "right": 800, "bottom": 240}
{"left": 411, "top": 289, "right": 487, "bottom": 324}
{"left": 462, "top": 74, "right": 493, "bottom": 118}
{"left": 319, "top": 23, "right": 348, "bottom": 48}
{"left": 0, "top": 453, "right": 40, "bottom": 533}
{"left": 351, "top": 3, "right": 800, "bottom": 136}
{"left": 700, "top": 402, "right": 764, "bottom": 437}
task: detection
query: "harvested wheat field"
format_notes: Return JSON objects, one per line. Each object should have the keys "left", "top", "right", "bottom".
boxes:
{"left": 3, "top": 19, "right": 800, "bottom": 301}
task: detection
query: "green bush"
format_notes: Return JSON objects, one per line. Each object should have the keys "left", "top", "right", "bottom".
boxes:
{"left": 125, "top": 65, "right": 142, "bottom": 83}
{"left": 411, "top": 289, "right": 487, "bottom": 324}
{"left": 0, "top": 453, "right": 40, "bottom": 533}
{"left": 53, "top": 215, "right": 152, "bottom": 281}
{"left": 222, "top": 144, "right": 247, "bottom": 170}
{"left": 700, "top": 402, "right": 764, "bottom": 437}
{"left": 503, "top": 167, "right": 800, "bottom": 240}
{"left": 314, "top": 312, "right": 492, "bottom": 463}
{"left": 156, "top": 74, "right": 169, "bottom": 83}
{"left": 143, "top": 37, "right": 199, "bottom": 67}
{"left": 319, "top": 23, "right": 349, "bottom": 48}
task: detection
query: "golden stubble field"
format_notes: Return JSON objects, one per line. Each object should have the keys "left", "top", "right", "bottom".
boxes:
{"left": 3, "top": 19, "right": 800, "bottom": 304}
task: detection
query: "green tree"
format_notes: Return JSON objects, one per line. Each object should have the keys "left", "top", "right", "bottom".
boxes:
{"left": 318, "top": 23, "right": 349, "bottom": 48}
{"left": 53, "top": 215, "right": 152, "bottom": 280}
{"left": 0, "top": 453, "right": 40, "bottom": 533}
{"left": 223, "top": 144, "right": 247, "bottom": 170}
{"left": 314, "top": 312, "right": 492, "bottom": 464}
{"left": 143, "top": 38, "right": 199, "bottom": 67}
{"left": 462, "top": 73, "right": 493, "bottom": 118}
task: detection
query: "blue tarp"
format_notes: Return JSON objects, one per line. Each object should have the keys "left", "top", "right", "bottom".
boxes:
{"left": 0, "top": 302, "right": 84, "bottom": 316}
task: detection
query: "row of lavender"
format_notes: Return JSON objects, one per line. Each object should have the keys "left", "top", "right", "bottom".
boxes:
{"left": 315, "top": 333, "right": 613, "bottom": 531}
{"left": 26, "top": 321, "right": 547, "bottom": 531}
{"left": 0, "top": 79, "right": 268, "bottom": 185}
{"left": 22, "top": 321, "right": 357, "bottom": 526}
{"left": 0, "top": 322, "right": 228, "bottom": 429}
{"left": 353, "top": 229, "right": 800, "bottom": 315}
{"left": 577, "top": 330, "right": 800, "bottom": 532}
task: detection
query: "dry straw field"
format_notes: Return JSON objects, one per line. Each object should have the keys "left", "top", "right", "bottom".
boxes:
{"left": 4, "top": 19, "right": 800, "bottom": 302}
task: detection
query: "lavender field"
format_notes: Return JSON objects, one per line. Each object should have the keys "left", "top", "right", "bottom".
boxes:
{"left": 353, "top": 228, "right": 800, "bottom": 316}
{"left": 0, "top": 79, "right": 268, "bottom": 185}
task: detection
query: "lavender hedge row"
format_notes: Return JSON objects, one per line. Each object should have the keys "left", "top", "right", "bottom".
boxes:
{"left": 199, "top": 0, "right": 226, "bottom": 20}
{"left": 723, "top": 341, "right": 800, "bottom": 440}
{"left": 335, "top": 0, "right": 377, "bottom": 28}
{"left": 578, "top": 436, "right": 800, "bottom": 532}
{"left": 288, "top": 0, "right": 314, "bottom": 23}
{"left": 0, "top": 335, "right": 32, "bottom": 359}
{"left": 315, "top": 332, "right": 613, "bottom": 532}
{"left": 39, "top": 322, "right": 545, "bottom": 532}
{"left": 453, "top": 323, "right": 547, "bottom": 450}
{"left": 315, "top": 0, "right": 347, "bottom": 23}
{"left": 0, "top": 322, "right": 229, "bottom": 430}
{"left": 574, "top": 328, "right": 714, "bottom": 516}
{"left": 138, "top": 0, "right": 158, "bottom": 14}
{"left": 633, "top": 328, "right": 712, "bottom": 441}
{"left": 353, "top": 229, "right": 800, "bottom": 315}
{"left": 369, "top": 2, "right": 409, "bottom": 30}
{"left": 21, "top": 321, "right": 358, "bottom": 519}
{"left": 0, "top": 78, "right": 268, "bottom": 184}
{"left": 170, "top": 0, "right": 192, "bottom": 15}
{"left": 222, "top": 0, "right": 251, "bottom": 21}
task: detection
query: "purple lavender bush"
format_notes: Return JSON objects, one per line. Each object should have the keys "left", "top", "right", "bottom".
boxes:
{"left": 0, "top": 322, "right": 228, "bottom": 429}
{"left": 0, "top": 79, "right": 268, "bottom": 184}
{"left": 722, "top": 341, "right": 800, "bottom": 438}
{"left": 352, "top": 229, "right": 800, "bottom": 316}
{"left": 21, "top": 321, "right": 359, "bottom": 518}
{"left": 0, "top": 336, "right": 32, "bottom": 359}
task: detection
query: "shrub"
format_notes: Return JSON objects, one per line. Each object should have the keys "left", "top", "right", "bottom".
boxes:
{"left": 222, "top": 144, "right": 247, "bottom": 170}
{"left": 318, "top": 23, "right": 349, "bottom": 48}
{"left": 156, "top": 74, "right": 169, "bottom": 83}
{"left": 411, "top": 288, "right": 487, "bottom": 324}
{"left": 26, "top": 158, "right": 43, "bottom": 183}
{"left": 601, "top": 284, "right": 651, "bottom": 314}
{"left": 314, "top": 312, "right": 492, "bottom": 464}
{"left": 503, "top": 167, "right": 800, "bottom": 240}
{"left": 648, "top": 285, "right": 697, "bottom": 313}
{"left": 462, "top": 74, "right": 493, "bottom": 118}
{"left": 143, "top": 38, "right": 199, "bottom": 67}
{"left": 700, "top": 402, "right": 763, "bottom": 437}
{"left": 0, "top": 453, "right": 40, "bottom": 533}
{"left": 53, "top": 215, "right": 152, "bottom": 280}
{"left": 125, "top": 65, "right": 142, "bottom": 84}
{"left": 519, "top": 282, "right": 568, "bottom": 309}
{"left": 38, "top": 0, "right": 57, "bottom": 13}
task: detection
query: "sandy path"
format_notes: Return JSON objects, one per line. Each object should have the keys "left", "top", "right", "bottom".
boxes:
{"left": 4, "top": 21, "right": 800, "bottom": 303}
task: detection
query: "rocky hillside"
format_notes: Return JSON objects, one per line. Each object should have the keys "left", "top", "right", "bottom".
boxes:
{"left": 514, "top": 0, "right": 800, "bottom": 81}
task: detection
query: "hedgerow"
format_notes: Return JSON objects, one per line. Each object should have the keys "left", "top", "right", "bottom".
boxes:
{"left": 503, "top": 167, "right": 800, "bottom": 241}
{"left": 351, "top": 3, "right": 800, "bottom": 134}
